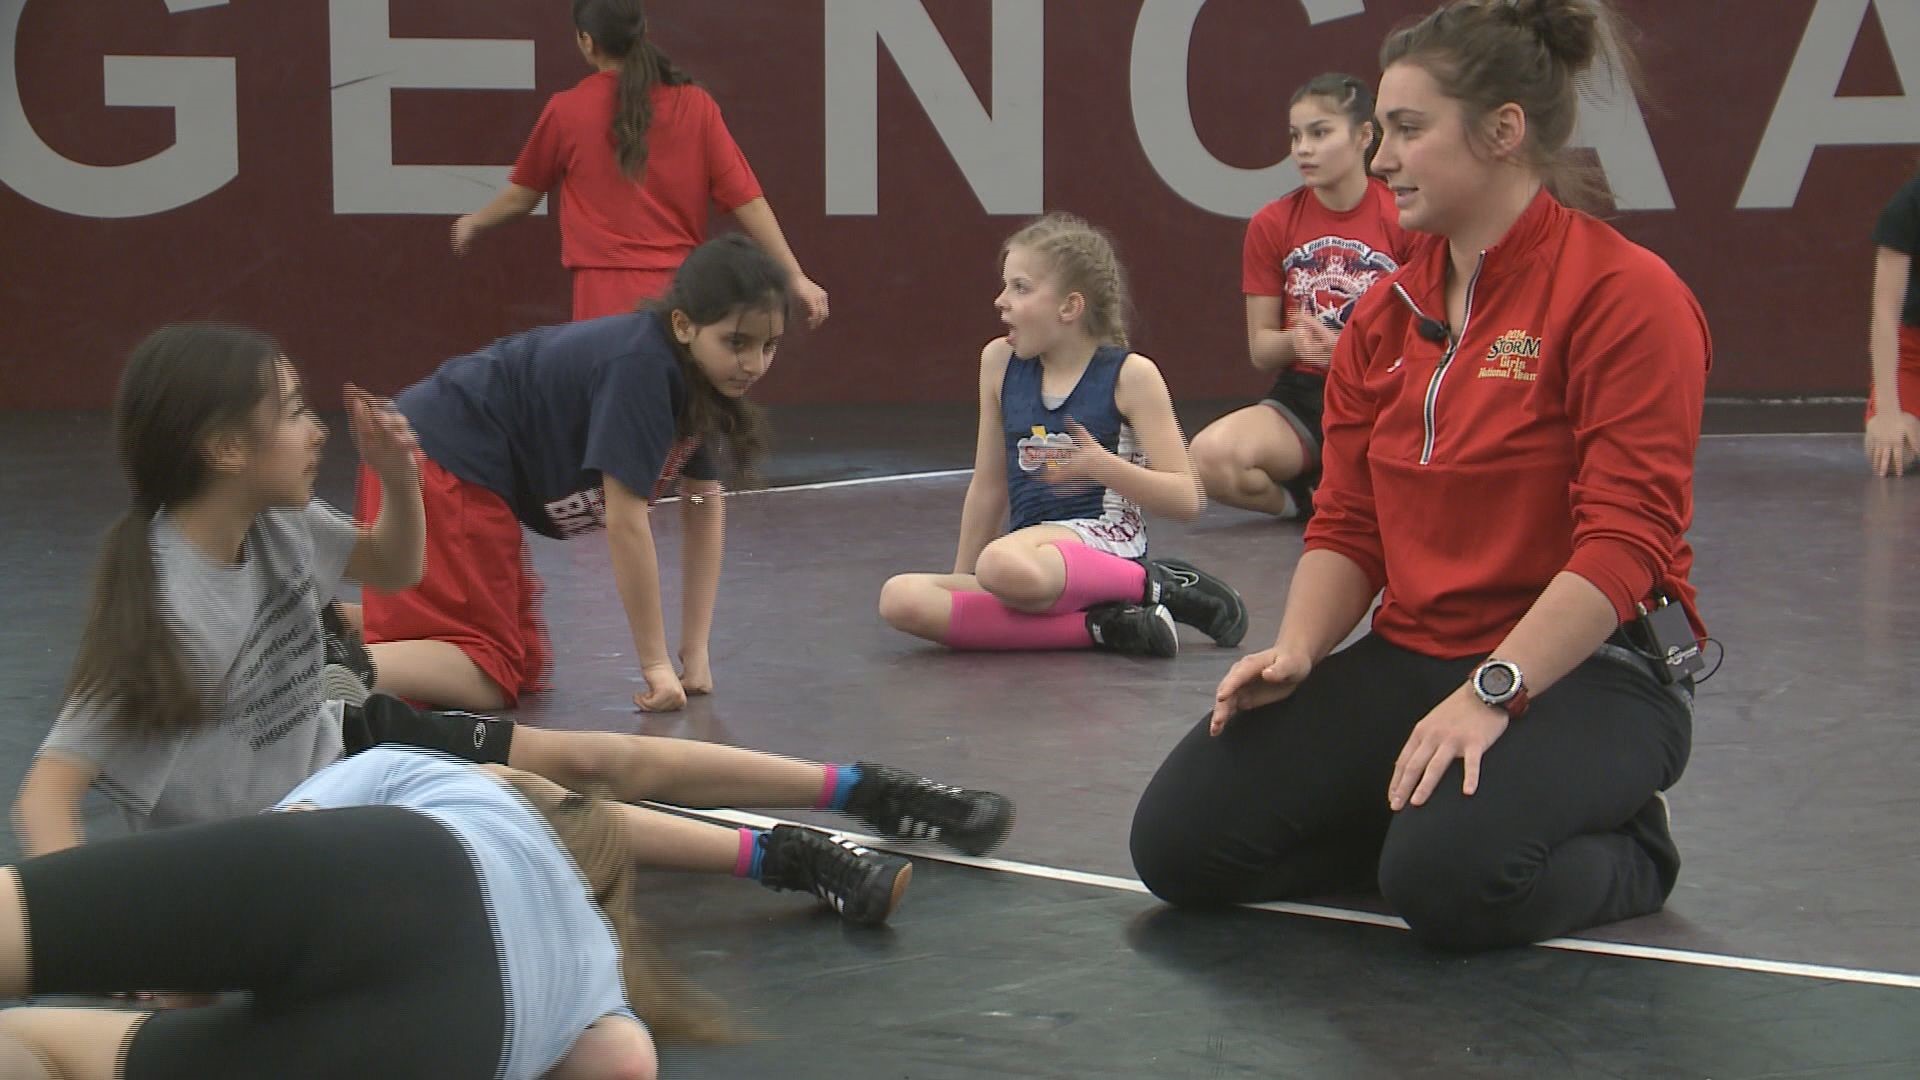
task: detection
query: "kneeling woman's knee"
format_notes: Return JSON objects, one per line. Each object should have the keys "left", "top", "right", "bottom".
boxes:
{"left": 1377, "top": 833, "right": 1521, "bottom": 951}
{"left": 1128, "top": 798, "right": 1233, "bottom": 908}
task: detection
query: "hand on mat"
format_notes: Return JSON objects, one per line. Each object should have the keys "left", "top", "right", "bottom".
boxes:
{"left": 1864, "top": 412, "right": 1920, "bottom": 477}
{"left": 791, "top": 273, "right": 831, "bottom": 329}
{"left": 1388, "top": 683, "right": 1510, "bottom": 810}
{"left": 678, "top": 646, "right": 714, "bottom": 696}
{"left": 1209, "top": 647, "right": 1312, "bottom": 735}
{"left": 1290, "top": 313, "right": 1338, "bottom": 367}
{"left": 345, "top": 384, "right": 418, "bottom": 485}
{"left": 451, "top": 214, "right": 479, "bottom": 256}
{"left": 635, "top": 662, "right": 687, "bottom": 712}
{"left": 1042, "top": 419, "right": 1114, "bottom": 494}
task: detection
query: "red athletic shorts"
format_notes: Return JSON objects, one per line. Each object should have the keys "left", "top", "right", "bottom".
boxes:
{"left": 357, "top": 458, "right": 551, "bottom": 706}
{"left": 571, "top": 267, "right": 676, "bottom": 321}
{"left": 1866, "top": 324, "right": 1920, "bottom": 421}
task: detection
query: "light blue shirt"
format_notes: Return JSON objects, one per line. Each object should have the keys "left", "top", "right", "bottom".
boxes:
{"left": 278, "top": 748, "right": 633, "bottom": 1080}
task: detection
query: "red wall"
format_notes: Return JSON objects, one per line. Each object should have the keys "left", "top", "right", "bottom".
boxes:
{"left": 3, "top": 0, "right": 1915, "bottom": 409}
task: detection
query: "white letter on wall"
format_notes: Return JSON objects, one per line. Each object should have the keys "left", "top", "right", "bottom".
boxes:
{"left": 1569, "top": 78, "right": 1674, "bottom": 211}
{"left": 1132, "top": 0, "right": 1366, "bottom": 219}
{"left": 0, "top": 0, "right": 237, "bottom": 218}
{"left": 823, "top": 0, "right": 1043, "bottom": 216}
{"left": 1740, "top": 0, "right": 1920, "bottom": 209}
{"left": 329, "top": 0, "right": 536, "bottom": 215}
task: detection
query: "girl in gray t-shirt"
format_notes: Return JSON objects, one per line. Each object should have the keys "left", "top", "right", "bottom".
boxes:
{"left": 16, "top": 325, "right": 1016, "bottom": 933}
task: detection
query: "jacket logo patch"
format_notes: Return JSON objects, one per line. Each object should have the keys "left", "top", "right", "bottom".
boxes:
{"left": 1478, "top": 330, "right": 1541, "bottom": 383}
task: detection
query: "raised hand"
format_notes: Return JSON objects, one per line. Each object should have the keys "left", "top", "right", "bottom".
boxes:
{"left": 344, "top": 384, "right": 418, "bottom": 485}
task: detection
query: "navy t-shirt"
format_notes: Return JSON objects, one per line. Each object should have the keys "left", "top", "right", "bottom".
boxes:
{"left": 397, "top": 312, "right": 717, "bottom": 539}
{"left": 1874, "top": 177, "right": 1920, "bottom": 328}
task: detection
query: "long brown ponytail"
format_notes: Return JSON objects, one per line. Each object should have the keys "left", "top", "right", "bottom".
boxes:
{"left": 573, "top": 0, "right": 694, "bottom": 181}
{"left": 65, "top": 324, "right": 280, "bottom": 734}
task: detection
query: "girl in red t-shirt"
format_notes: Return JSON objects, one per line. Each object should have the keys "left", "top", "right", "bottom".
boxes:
{"left": 1189, "top": 73, "right": 1411, "bottom": 520}
{"left": 1865, "top": 169, "right": 1920, "bottom": 475}
{"left": 452, "top": 0, "right": 829, "bottom": 326}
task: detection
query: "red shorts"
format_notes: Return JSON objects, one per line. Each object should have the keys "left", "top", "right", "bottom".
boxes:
{"left": 571, "top": 267, "right": 677, "bottom": 321}
{"left": 1866, "top": 324, "right": 1920, "bottom": 422}
{"left": 357, "top": 458, "right": 551, "bottom": 706}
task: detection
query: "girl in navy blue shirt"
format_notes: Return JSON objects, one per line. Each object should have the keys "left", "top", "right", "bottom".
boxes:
{"left": 880, "top": 214, "right": 1247, "bottom": 658}
{"left": 358, "top": 235, "right": 776, "bottom": 713}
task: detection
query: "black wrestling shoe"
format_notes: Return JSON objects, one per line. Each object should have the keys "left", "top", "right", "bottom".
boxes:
{"left": 1086, "top": 603, "right": 1179, "bottom": 658}
{"left": 1145, "top": 558, "right": 1249, "bottom": 647}
{"left": 321, "top": 601, "right": 377, "bottom": 688}
{"left": 759, "top": 825, "right": 912, "bottom": 927}
{"left": 845, "top": 765, "right": 1015, "bottom": 857}
{"left": 321, "top": 663, "right": 372, "bottom": 708}
{"left": 1280, "top": 477, "right": 1317, "bottom": 522}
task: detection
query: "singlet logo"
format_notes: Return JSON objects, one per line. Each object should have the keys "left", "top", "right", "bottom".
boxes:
{"left": 1283, "top": 238, "right": 1400, "bottom": 330}
{"left": 1478, "top": 329, "right": 1543, "bottom": 383}
{"left": 1016, "top": 426, "right": 1074, "bottom": 473}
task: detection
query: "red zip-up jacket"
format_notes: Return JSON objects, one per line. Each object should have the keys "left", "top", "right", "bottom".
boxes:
{"left": 1305, "top": 189, "right": 1710, "bottom": 658}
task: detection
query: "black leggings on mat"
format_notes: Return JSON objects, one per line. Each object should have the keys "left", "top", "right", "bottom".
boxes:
{"left": 14, "top": 806, "right": 506, "bottom": 1079}
{"left": 1130, "top": 632, "right": 1692, "bottom": 950}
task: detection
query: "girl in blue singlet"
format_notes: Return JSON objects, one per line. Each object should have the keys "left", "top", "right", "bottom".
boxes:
{"left": 879, "top": 214, "right": 1247, "bottom": 658}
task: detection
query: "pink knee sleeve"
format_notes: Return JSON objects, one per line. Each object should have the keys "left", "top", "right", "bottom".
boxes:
{"left": 1044, "top": 541, "right": 1147, "bottom": 615}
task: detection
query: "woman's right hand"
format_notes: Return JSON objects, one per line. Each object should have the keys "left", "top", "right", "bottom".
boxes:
{"left": 1865, "top": 411, "right": 1920, "bottom": 476}
{"left": 1209, "top": 646, "right": 1313, "bottom": 735}
{"left": 634, "top": 662, "right": 687, "bottom": 712}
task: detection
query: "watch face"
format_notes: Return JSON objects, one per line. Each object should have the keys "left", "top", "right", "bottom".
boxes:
{"left": 1478, "top": 663, "right": 1516, "bottom": 698}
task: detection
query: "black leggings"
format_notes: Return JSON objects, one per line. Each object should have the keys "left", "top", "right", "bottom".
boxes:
{"left": 14, "top": 806, "right": 505, "bottom": 1079}
{"left": 1129, "top": 633, "right": 1692, "bottom": 950}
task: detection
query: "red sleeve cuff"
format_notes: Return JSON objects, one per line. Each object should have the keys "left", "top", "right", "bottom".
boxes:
{"left": 1563, "top": 540, "right": 1657, "bottom": 624}
{"left": 1303, "top": 536, "right": 1388, "bottom": 595}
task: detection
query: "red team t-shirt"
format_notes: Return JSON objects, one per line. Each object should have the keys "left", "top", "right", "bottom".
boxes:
{"left": 510, "top": 73, "right": 764, "bottom": 273}
{"left": 1242, "top": 178, "right": 1410, "bottom": 374}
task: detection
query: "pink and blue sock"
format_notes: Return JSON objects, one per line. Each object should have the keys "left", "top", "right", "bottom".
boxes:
{"left": 815, "top": 764, "right": 865, "bottom": 812}
{"left": 733, "top": 828, "right": 768, "bottom": 880}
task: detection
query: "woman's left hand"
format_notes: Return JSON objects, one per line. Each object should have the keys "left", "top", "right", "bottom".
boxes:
{"left": 1388, "top": 683, "right": 1510, "bottom": 810}
{"left": 1043, "top": 419, "right": 1115, "bottom": 493}
{"left": 345, "top": 384, "right": 419, "bottom": 485}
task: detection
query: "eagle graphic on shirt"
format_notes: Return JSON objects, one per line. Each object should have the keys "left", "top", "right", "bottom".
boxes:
{"left": 1283, "top": 237, "right": 1400, "bottom": 332}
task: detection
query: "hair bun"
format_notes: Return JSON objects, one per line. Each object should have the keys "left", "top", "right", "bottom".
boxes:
{"left": 1512, "top": 0, "right": 1599, "bottom": 69}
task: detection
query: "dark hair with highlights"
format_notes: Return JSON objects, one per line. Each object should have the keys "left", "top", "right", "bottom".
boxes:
{"left": 67, "top": 323, "right": 281, "bottom": 734}
{"left": 573, "top": 0, "right": 694, "bottom": 182}
{"left": 1380, "top": 0, "right": 1645, "bottom": 209}
{"left": 646, "top": 234, "right": 788, "bottom": 488}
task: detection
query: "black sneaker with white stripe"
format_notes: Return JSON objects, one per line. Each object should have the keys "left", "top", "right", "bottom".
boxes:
{"left": 758, "top": 825, "right": 912, "bottom": 927}
{"left": 1085, "top": 602, "right": 1179, "bottom": 658}
{"left": 321, "top": 601, "right": 377, "bottom": 688}
{"left": 845, "top": 765, "right": 1014, "bottom": 857}
{"left": 1145, "top": 558, "right": 1248, "bottom": 647}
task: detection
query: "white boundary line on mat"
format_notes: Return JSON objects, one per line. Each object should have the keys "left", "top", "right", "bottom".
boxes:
{"left": 689, "top": 430, "right": 1862, "bottom": 502}
{"left": 665, "top": 805, "right": 1920, "bottom": 992}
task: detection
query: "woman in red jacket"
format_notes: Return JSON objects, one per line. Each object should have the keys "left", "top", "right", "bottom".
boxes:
{"left": 1130, "top": 0, "right": 1710, "bottom": 951}
{"left": 453, "top": 0, "right": 828, "bottom": 326}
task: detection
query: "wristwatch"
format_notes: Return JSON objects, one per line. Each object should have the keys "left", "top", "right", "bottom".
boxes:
{"left": 1471, "top": 658, "right": 1529, "bottom": 718}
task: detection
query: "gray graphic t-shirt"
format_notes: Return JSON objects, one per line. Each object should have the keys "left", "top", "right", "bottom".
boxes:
{"left": 42, "top": 501, "right": 361, "bottom": 829}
